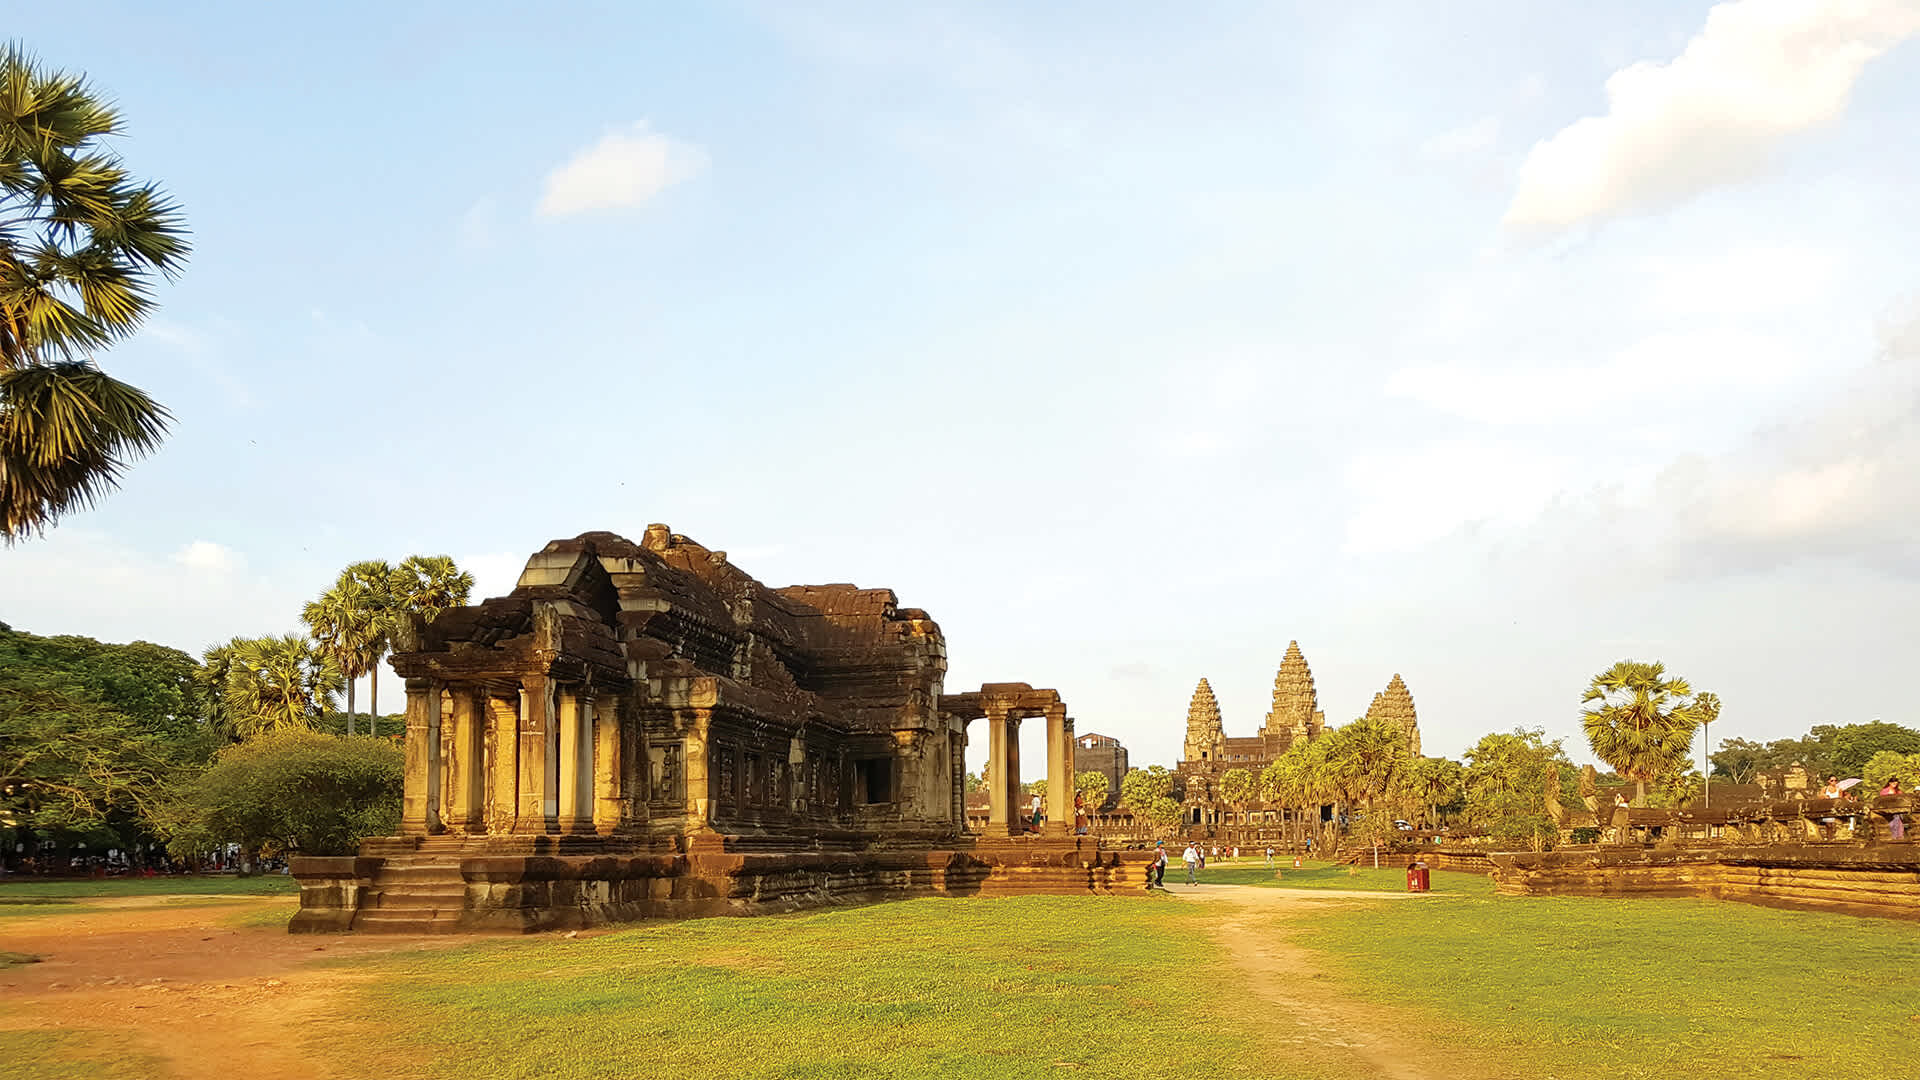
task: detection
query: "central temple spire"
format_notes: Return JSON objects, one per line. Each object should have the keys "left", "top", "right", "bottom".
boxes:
{"left": 1183, "top": 678, "right": 1226, "bottom": 762}
{"left": 1261, "top": 640, "right": 1324, "bottom": 750}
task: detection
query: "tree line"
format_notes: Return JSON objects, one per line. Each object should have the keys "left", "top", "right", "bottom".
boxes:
{"left": 0, "top": 554, "right": 474, "bottom": 871}
{"left": 1108, "top": 659, "right": 1917, "bottom": 851}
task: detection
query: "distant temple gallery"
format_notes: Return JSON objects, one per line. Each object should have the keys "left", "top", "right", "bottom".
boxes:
{"left": 292, "top": 528, "right": 1135, "bottom": 932}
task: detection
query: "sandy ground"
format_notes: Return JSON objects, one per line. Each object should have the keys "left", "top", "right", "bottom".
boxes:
{"left": 1167, "top": 884, "right": 1512, "bottom": 1080}
{"left": 0, "top": 896, "right": 448, "bottom": 1079}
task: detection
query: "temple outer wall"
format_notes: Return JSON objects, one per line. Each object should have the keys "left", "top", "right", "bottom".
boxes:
{"left": 290, "top": 839, "right": 1153, "bottom": 933}
{"left": 1489, "top": 844, "right": 1920, "bottom": 920}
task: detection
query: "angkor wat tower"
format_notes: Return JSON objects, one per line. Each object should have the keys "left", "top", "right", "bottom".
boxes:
{"left": 1260, "top": 640, "right": 1326, "bottom": 754}
{"left": 1364, "top": 673, "right": 1421, "bottom": 756}
{"left": 1182, "top": 678, "right": 1226, "bottom": 763}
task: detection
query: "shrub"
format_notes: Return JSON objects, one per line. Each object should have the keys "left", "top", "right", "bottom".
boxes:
{"left": 160, "top": 730, "right": 402, "bottom": 860}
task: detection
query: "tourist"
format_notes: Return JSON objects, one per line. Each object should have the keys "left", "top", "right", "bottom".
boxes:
{"left": 1264, "top": 846, "right": 1275, "bottom": 868}
{"left": 1823, "top": 776, "right": 1843, "bottom": 800}
{"left": 1148, "top": 842, "right": 1168, "bottom": 889}
{"left": 1231, "top": 846, "right": 1239, "bottom": 861}
{"left": 1183, "top": 843, "right": 1200, "bottom": 885}
{"left": 1881, "top": 778, "right": 1905, "bottom": 841}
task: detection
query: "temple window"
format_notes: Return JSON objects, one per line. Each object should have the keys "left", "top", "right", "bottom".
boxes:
{"left": 648, "top": 742, "right": 684, "bottom": 806}
{"left": 855, "top": 758, "right": 893, "bottom": 804}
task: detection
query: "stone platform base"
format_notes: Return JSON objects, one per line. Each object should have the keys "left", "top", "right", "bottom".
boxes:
{"left": 290, "top": 834, "right": 1155, "bottom": 933}
{"left": 1489, "top": 843, "right": 1920, "bottom": 920}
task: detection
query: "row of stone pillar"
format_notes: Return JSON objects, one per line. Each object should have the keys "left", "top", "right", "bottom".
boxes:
{"left": 401, "top": 675, "right": 624, "bottom": 837}
{"left": 980, "top": 704, "right": 1075, "bottom": 836}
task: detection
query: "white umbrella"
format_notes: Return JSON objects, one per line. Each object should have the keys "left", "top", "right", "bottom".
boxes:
{"left": 1838, "top": 778, "right": 1863, "bottom": 791}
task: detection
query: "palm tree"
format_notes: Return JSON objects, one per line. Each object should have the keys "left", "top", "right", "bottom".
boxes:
{"left": 220, "top": 635, "right": 343, "bottom": 739}
{"left": 301, "top": 578, "right": 375, "bottom": 735}
{"left": 1411, "top": 755, "right": 1463, "bottom": 831}
{"left": 1694, "top": 691, "right": 1721, "bottom": 808}
{"left": 391, "top": 554, "right": 475, "bottom": 622}
{"left": 340, "top": 561, "right": 397, "bottom": 736}
{"left": 1581, "top": 660, "right": 1709, "bottom": 806}
{"left": 1, "top": 45, "right": 190, "bottom": 542}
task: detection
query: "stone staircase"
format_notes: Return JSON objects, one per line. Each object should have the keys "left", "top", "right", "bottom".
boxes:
{"left": 353, "top": 838, "right": 470, "bottom": 933}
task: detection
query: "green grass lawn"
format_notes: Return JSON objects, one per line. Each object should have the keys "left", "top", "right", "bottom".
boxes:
{"left": 0, "top": 1030, "right": 166, "bottom": 1080}
{"left": 1291, "top": 889, "right": 1920, "bottom": 1078}
{"left": 0, "top": 874, "right": 297, "bottom": 900}
{"left": 1182, "top": 859, "right": 1481, "bottom": 893}
{"left": 328, "top": 895, "right": 1359, "bottom": 1080}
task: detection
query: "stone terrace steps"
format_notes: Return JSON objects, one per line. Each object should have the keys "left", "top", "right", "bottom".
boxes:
{"left": 352, "top": 855, "right": 470, "bottom": 934}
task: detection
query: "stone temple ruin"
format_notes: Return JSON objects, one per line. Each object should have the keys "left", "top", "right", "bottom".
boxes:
{"left": 290, "top": 528, "right": 1136, "bottom": 932}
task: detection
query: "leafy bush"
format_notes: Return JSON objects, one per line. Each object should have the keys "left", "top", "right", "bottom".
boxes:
{"left": 160, "top": 730, "right": 401, "bottom": 859}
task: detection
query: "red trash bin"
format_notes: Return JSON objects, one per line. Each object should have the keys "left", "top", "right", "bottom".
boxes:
{"left": 1406, "top": 860, "right": 1430, "bottom": 893}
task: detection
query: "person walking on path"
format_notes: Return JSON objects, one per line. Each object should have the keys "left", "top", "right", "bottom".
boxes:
{"left": 1264, "top": 846, "right": 1275, "bottom": 868}
{"left": 1183, "top": 843, "right": 1200, "bottom": 885}
{"left": 1147, "top": 842, "right": 1168, "bottom": 889}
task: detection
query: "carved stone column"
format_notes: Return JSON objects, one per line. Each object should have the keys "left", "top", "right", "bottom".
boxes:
{"left": 985, "top": 706, "right": 1010, "bottom": 833}
{"left": 401, "top": 679, "right": 442, "bottom": 835}
{"left": 514, "top": 675, "right": 555, "bottom": 834}
{"left": 1045, "top": 707, "right": 1073, "bottom": 837}
{"left": 557, "top": 687, "right": 593, "bottom": 834}
{"left": 487, "top": 692, "right": 519, "bottom": 834}
{"left": 446, "top": 686, "right": 486, "bottom": 832}
{"left": 594, "top": 696, "right": 625, "bottom": 834}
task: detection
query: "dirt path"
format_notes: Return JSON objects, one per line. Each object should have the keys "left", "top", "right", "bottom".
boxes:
{"left": 0, "top": 897, "right": 450, "bottom": 1079}
{"left": 1168, "top": 884, "right": 1510, "bottom": 1080}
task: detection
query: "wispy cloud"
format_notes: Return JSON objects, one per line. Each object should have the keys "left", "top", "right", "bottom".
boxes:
{"left": 1505, "top": 0, "right": 1919, "bottom": 227}
{"left": 537, "top": 123, "right": 708, "bottom": 218}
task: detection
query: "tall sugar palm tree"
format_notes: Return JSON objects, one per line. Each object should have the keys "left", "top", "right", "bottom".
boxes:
{"left": 391, "top": 554, "right": 475, "bottom": 623}
{"left": 1, "top": 45, "right": 190, "bottom": 542}
{"left": 221, "top": 635, "right": 342, "bottom": 739}
{"left": 341, "top": 560, "right": 397, "bottom": 736}
{"left": 301, "top": 578, "right": 375, "bottom": 735}
{"left": 1581, "top": 660, "right": 1708, "bottom": 806}
{"left": 1694, "top": 691, "right": 1721, "bottom": 808}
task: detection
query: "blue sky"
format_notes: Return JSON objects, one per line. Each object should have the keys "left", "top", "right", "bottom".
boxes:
{"left": 5, "top": 1, "right": 1919, "bottom": 771}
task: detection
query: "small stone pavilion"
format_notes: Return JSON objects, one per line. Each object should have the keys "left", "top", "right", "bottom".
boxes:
{"left": 291, "top": 527, "right": 1133, "bottom": 932}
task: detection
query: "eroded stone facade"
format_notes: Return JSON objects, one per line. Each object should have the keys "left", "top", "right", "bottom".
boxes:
{"left": 291, "top": 528, "right": 1135, "bottom": 932}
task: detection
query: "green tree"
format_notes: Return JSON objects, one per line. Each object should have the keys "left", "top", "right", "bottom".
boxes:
{"left": 1580, "top": 660, "right": 1708, "bottom": 806}
{"left": 1815, "top": 722, "right": 1920, "bottom": 778}
{"left": 391, "top": 554, "right": 475, "bottom": 623}
{"left": 0, "top": 45, "right": 190, "bottom": 541}
{"left": 1118, "top": 765, "right": 1174, "bottom": 811}
{"left": 1074, "top": 769, "right": 1110, "bottom": 808}
{"left": 1463, "top": 727, "right": 1572, "bottom": 850}
{"left": 1410, "top": 755, "right": 1464, "bottom": 829}
{"left": 0, "top": 625, "right": 212, "bottom": 849}
{"left": 1861, "top": 751, "right": 1920, "bottom": 794}
{"left": 964, "top": 771, "right": 984, "bottom": 793}
{"left": 218, "top": 635, "right": 343, "bottom": 738}
{"left": 158, "top": 729, "right": 402, "bottom": 864}
{"left": 1023, "top": 778, "right": 1046, "bottom": 798}
{"left": 1218, "top": 767, "right": 1254, "bottom": 811}
{"left": 341, "top": 560, "right": 398, "bottom": 734}
{"left": 301, "top": 576, "right": 375, "bottom": 736}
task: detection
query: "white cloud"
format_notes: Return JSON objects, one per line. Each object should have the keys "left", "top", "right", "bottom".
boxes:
{"left": 536, "top": 123, "right": 708, "bottom": 218}
{"left": 1505, "top": 0, "right": 1920, "bottom": 227}
{"left": 1342, "top": 441, "right": 1569, "bottom": 555}
{"left": 0, "top": 532, "right": 301, "bottom": 652}
{"left": 1386, "top": 329, "right": 1808, "bottom": 426}
{"left": 173, "top": 540, "right": 242, "bottom": 573}
{"left": 1639, "top": 245, "right": 1842, "bottom": 317}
